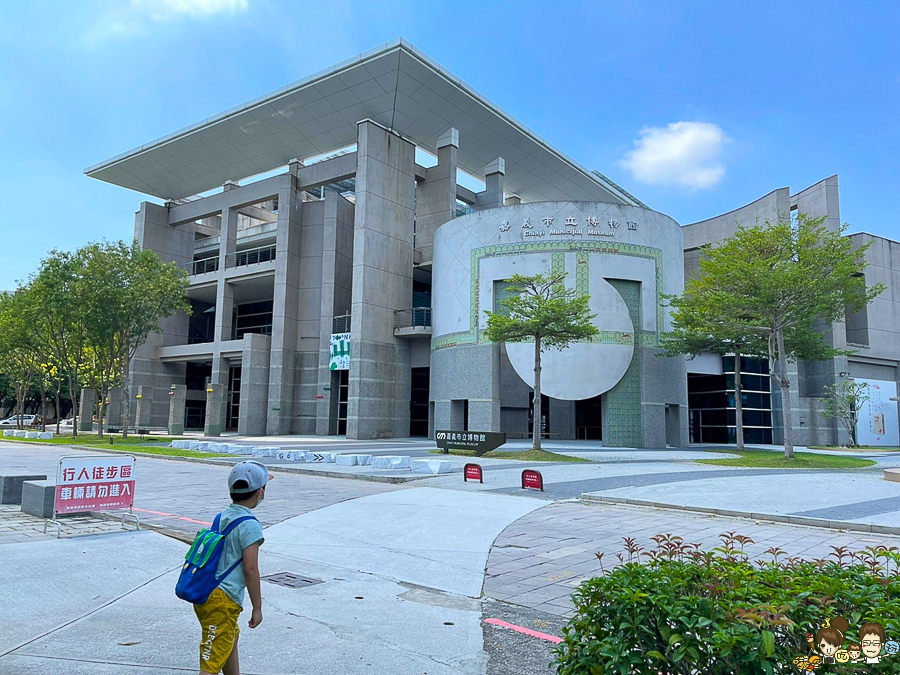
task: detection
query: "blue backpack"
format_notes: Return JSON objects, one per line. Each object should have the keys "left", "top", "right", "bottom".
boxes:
{"left": 175, "top": 513, "right": 258, "bottom": 604}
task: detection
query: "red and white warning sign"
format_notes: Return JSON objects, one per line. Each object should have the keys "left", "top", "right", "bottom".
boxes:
{"left": 54, "top": 455, "right": 136, "bottom": 514}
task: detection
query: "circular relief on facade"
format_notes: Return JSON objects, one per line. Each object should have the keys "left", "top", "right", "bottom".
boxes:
{"left": 505, "top": 276, "right": 634, "bottom": 400}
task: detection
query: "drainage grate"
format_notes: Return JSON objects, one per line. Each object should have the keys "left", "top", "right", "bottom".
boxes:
{"left": 261, "top": 572, "right": 324, "bottom": 589}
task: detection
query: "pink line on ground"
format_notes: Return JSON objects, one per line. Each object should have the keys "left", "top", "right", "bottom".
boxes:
{"left": 483, "top": 618, "right": 563, "bottom": 643}
{"left": 132, "top": 507, "right": 212, "bottom": 526}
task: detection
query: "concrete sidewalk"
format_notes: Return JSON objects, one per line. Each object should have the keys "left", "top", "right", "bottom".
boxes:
{"left": 1, "top": 488, "right": 546, "bottom": 674}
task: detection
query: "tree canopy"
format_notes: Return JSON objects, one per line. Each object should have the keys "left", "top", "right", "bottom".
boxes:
{"left": 665, "top": 213, "right": 882, "bottom": 457}
{"left": 484, "top": 273, "right": 599, "bottom": 450}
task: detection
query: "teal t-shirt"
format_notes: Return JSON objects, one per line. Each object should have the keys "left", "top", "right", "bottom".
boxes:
{"left": 215, "top": 504, "right": 264, "bottom": 608}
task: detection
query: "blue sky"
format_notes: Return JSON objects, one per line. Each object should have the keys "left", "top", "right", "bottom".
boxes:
{"left": 1, "top": 1, "right": 897, "bottom": 288}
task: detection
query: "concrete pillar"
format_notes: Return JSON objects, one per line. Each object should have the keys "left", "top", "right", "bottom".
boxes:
{"left": 414, "top": 128, "right": 458, "bottom": 263}
{"left": 130, "top": 201, "right": 192, "bottom": 428}
{"left": 135, "top": 385, "right": 154, "bottom": 429}
{"left": 266, "top": 183, "right": 303, "bottom": 435}
{"left": 475, "top": 157, "right": 505, "bottom": 210}
{"left": 347, "top": 120, "right": 416, "bottom": 439}
{"left": 106, "top": 387, "right": 124, "bottom": 430}
{"left": 548, "top": 398, "right": 575, "bottom": 440}
{"left": 78, "top": 388, "right": 96, "bottom": 432}
{"left": 167, "top": 385, "right": 187, "bottom": 435}
{"left": 204, "top": 383, "right": 226, "bottom": 437}
{"left": 316, "top": 191, "right": 355, "bottom": 435}
{"left": 238, "top": 334, "right": 271, "bottom": 436}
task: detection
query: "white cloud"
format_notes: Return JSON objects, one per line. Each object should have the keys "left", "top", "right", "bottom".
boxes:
{"left": 84, "top": 0, "right": 248, "bottom": 44}
{"left": 619, "top": 121, "right": 728, "bottom": 190}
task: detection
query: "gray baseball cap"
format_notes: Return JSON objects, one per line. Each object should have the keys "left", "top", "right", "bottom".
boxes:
{"left": 228, "top": 460, "right": 270, "bottom": 493}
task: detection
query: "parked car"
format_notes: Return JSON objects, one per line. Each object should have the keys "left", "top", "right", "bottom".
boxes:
{"left": 0, "top": 414, "right": 41, "bottom": 426}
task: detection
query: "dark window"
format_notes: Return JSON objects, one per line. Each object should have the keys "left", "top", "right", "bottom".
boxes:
{"left": 232, "top": 300, "right": 273, "bottom": 340}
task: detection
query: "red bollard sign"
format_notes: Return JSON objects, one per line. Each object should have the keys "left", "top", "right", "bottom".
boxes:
{"left": 464, "top": 463, "right": 483, "bottom": 483}
{"left": 521, "top": 469, "right": 544, "bottom": 492}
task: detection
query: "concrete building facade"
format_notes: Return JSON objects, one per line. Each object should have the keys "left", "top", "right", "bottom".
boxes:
{"left": 85, "top": 40, "right": 900, "bottom": 447}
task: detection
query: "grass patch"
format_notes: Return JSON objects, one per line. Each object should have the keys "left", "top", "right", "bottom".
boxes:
{"left": 810, "top": 445, "right": 900, "bottom": 452}
{"left": 429, "top": 448, "right": 591, "bottom": 463}
{"left": 7, "top": 434, "right": 229, "bottom": 459}
{"left": 695, "top": 447, "right": 875, "bottom": 469}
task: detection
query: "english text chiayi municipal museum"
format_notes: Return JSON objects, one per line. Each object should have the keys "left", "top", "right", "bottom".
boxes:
{"left": 85, "top": 40, "right": 900, "bottom": 448}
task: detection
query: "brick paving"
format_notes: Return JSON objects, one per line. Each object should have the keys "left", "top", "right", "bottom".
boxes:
{"left": 483, "top": 501, "right": 900, "bottom": 618}
{"left": 0, "top": 505, "right": 126, "bottom": 543}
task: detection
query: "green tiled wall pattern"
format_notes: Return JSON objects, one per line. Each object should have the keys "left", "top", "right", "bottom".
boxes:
{"left": 605, "top": 279, "right": 643, "bottom": 447}
{"left": 432, "top": 240, "right": 663, "bottom": 352}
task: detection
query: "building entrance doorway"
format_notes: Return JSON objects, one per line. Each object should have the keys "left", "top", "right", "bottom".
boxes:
{"left": 575, "top": 394, "right": 603, "bottom": 440}
{"left": 527, "top": 393, "right": 550, "bottom": 437}
{"left": 410, "top": 367, "right": 429, "bottom": 436}
{"left": 227, "top": 365, "right": 241, "bottom": 431}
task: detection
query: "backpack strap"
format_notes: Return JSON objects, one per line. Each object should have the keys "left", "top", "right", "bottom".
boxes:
{"left": 211, "top": 513, "right": 222, "bottom": 533}
{"left": 214, "top": 516, "right": 260, "bottom": 584}
{"left": 220, "top": 515, "right": 258, "bottom": 537}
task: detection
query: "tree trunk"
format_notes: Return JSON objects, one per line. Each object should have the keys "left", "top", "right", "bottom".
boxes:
{"left": 533, "top": 335, "right": 542, "bottom": 451}
{"left": 40, "top": 382, "right": 47, "bottom": 432}
{"left": 121, "top": 358, "right": 130, "bottom": 439}
{"left": 97, "top": 387, "right": 105, "bottom": 437}
{"left": 775, "top": 327, "right": 794, "bottom": 459}
{"left": 55, "top": 388, "right": 61, "bottom": 435}
{"left": 68, "top": 372, "right": 78, "bottom": 438}
{"left": 734, "top": 352, "right": 744, "bottom": 452}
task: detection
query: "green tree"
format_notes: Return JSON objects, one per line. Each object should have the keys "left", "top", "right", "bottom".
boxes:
{"left": 685, "top": 214, "right": 882, "bottom": 458}
{"left": 483, "top": 273, "right": 599, "bottom": 450}
{"left": 79, "top": 241, "right": 190, "bottom": 437}
{"left": 822, "top": 378, "right": 870, "bottom": 447}
{"left": 0, "top": 288, "right": 40, "bottom": 428}
{"left": 30, "top": 250, "right": 88, "bottom": 436}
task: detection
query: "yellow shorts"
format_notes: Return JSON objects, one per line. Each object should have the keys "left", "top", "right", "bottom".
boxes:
{"left": 194, "top": 587, "right": 242, "bottom": 673}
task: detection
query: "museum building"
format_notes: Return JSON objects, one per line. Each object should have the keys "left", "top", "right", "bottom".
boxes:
{"left": 85, "top": 40, "right": 900, "bottom": 447}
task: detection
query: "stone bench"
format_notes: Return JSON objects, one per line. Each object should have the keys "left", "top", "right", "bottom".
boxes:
{"left": 21, "top": 480, "right": 56, "bottom": 518}
{"left": 411, "top": 459, "right": 453, "bottom": 475}
{"left": 1, "top": 474, "right": 48, "bottom": 504}
{"left": 372, "top": 456, "right": 411, "bottom": 470}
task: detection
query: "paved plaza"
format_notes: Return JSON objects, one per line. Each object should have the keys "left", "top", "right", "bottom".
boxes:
{"left": 4, "top": 438, "right": 900, "bottom": 673}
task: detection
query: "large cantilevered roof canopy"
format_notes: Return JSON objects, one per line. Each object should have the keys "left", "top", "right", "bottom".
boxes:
{"left": 85, "top": 39, "right": 642, "bottom": 206}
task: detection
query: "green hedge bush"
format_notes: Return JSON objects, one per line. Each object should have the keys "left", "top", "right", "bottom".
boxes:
{"left": 553, "top": 533, "right": 900, "bottom": 674}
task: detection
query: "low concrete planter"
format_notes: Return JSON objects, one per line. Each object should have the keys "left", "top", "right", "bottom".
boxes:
{"left": 372, "top": 456, "right": 411, "bottom": 470}
{"left": 411, "top": 459, "right": 452, "bottom": 474}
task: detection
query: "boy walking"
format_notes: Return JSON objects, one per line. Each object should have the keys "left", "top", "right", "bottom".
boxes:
{"left": 193, "top": 461, "right": 269, "bottom": 675}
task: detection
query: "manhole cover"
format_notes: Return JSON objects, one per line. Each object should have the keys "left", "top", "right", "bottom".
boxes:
{"left": 261, "top": 572, "right": 324, "bottom": 589}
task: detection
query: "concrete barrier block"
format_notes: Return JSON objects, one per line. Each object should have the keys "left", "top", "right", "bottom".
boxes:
{"left": 171, "top": 440, "right": 191, "bottom": 449}
{"left": 351, "top": 454, "right": 373, "bottom": 466}
{"left": 38, "top": 432, "right": 54, "bottom": 440}
{"left": 188, "top": 441, "right": 203, "bottom": 450}
{"left": 3, "top": 429, "right": 15, "bottom": 437}
{"left": 25, "top": 431, "right": 40, "bottom": 439}
{"left": 1, "top": 474, "right": 48, "bottom": 504}
{"left": 21, "top": 480, "right": 56, "bottom": 518}
{"left": 13, "top": 430, "right": 27, "bottom": 438}
{"left": 335, "top": 454, "right": 358, "bottom": 466}
{"left": 412, "top": 459, "right": 453, "bottom": 474}
{"left": 372, "top": 456, "right": 411, "bottom": 470}
{"left": 304, "top": 452, "right": 336, "bottom": 463}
